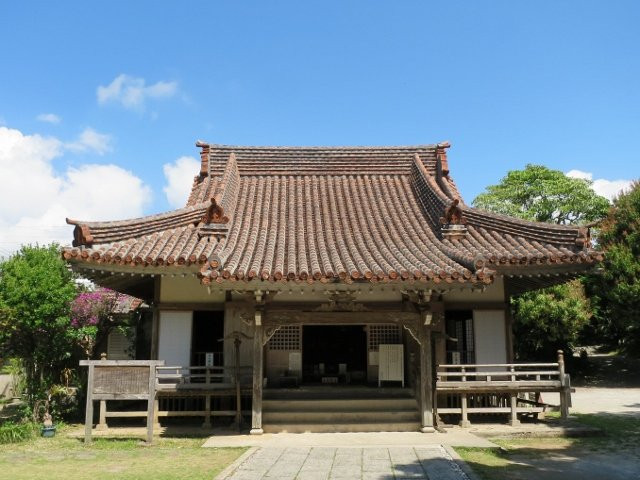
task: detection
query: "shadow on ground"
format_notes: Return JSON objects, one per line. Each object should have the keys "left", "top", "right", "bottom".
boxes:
{"left": 457, "top": 411, "right": 640, "bottom": 480}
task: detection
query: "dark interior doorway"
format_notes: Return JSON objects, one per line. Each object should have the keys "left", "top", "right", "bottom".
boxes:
{"left": 191, "top": 310, "right": 225, "bottom": 366}
{"left": 302, "top": 325, "right": 367, "bottom": 384}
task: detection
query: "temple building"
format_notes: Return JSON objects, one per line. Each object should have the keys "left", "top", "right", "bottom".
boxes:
{"left": 63, "top": 142, "right": 600, "bottom": 433}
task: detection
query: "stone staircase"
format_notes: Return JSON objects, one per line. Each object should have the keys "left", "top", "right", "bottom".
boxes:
{"left": 262, "top": 386, "right": 420, "bottom": 433}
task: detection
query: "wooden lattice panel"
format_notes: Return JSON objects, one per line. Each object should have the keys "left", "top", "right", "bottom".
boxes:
{"left": 268, "top": 325, "right": 301, "bottom": 351}
{"left": 93, "top": 366, "right": 149, "bottom": 395}
{"left": 368, "top": 324, "right": 401, "bottom": 351}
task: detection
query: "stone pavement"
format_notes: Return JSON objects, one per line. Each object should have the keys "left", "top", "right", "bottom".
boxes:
{"left": 216, "top": 446, "right": 471, "bottom": 480}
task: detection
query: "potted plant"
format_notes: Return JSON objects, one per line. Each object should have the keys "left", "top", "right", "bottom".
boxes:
{"left": 34, "top": 385, "right": 71, "bottom": 438}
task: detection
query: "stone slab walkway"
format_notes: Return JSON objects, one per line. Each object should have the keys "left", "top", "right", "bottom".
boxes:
{"left": 216, "top": 446, "right": 471, "bottom": 480}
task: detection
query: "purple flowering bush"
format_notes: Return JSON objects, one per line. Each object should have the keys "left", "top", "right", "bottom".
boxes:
{"left": 70, "top": 289, "right": 120, "bottom": 358}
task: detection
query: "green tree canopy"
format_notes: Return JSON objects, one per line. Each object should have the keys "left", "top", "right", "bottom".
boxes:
{"left": 585, "top": 181, "right": 640, "bottom": 355}
{"left": 0, "top": 245, "right": 77, "bottom": 409}
{"left": 473, "top": 164, "right": 610, "bottom": 224}
{"left": 473, "top": 165, "right": 609, "bottom": 361}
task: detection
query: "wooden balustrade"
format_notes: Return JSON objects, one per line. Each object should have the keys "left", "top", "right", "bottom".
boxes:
{"left": 435, "top": 350, "right": 572, "bottom": 427}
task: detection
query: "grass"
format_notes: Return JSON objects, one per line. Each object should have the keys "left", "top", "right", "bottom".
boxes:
{"left": 455, "top": 413, "right": 640, "bottom": 480}
{"left": 0, "top": 424, "right": 246, "bottom": 480}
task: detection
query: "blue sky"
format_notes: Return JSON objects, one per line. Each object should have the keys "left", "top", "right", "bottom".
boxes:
{"left": 0, "top": 1, "right": 638, "bottom": 255}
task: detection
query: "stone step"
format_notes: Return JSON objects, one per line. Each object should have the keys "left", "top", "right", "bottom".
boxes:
{"left": 263, "top": 421, "right": 421, "bottom": 433}
{"left": 264, "top": 387, "right": 414, "bottom": 401}
{"left": 263, "top": 398, "right": 418, "bottom": 412}
{"left": 263, "top": 410, "right": 420, "bottom": 423}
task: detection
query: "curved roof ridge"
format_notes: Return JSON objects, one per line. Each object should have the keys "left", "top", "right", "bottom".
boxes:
{"left": 66, "top": 202, "right": 208, "bottom": 247}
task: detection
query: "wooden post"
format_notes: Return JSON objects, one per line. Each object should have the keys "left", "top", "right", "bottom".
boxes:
{"left": 146, "top": 364, "right": 156, "bottom": 444}
{"left": 84, "top": 364, "right": 95, "bottom": 444}
{"left": 234, "top": 338, "right": 242, "bottom": 431}
{"left": 419, "top": 326, "right": 434, "bottom": 433}
{"left": 154, "top": 399, "right": 161, "bottom": 429}
{"left": 203, "top": 367, "right": 212, "bottom": 428}
{"left": 203, "top": 395, "right": 212, "bottom": 429}
{"left": 250, "top": 323, "right": 264, "bottom": 435}
{"left": 460, "top": 367, "right": 470, "bottom": 427}
{"left": 509, "top": 393, "right": 521, "bottom": 426}
{"left": 558, "top": 350, "right": 569, "bottom": 419}
{"left": 97, "top": 400, "right": 108, "bottom": 430}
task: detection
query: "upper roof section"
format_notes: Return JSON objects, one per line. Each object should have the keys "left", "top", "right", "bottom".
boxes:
{"left": 200, "top": 142, "right": 440, "bottom": 176}
{"left": 63, "top": 141, "right": 602, "bottom": 288}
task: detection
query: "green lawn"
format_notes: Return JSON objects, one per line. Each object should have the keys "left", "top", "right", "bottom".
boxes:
{"left": 455, "top": 414, "right": 640, "bottom": 480}
{"left": 0, "top": 425, "right": 246, "bottom": 480}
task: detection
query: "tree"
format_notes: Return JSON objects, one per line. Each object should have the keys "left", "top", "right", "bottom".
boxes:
{"left": 511, "top": 281, "right": 592, "bottom": 361}
{"left": 473, "top": 165, "right": 610, "bottom": 361}
{"left": 473, "top": 164, "right": 610, "bottom": 224}
{"left": 585, "top": 181, "right": 640, "bottom": 355}
{"left": 0, "top": 245, "right": 77, "bottom": 410}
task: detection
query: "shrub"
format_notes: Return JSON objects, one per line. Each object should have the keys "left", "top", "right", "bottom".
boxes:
{"left": 0, "top": 421, "right": 38, "bottom": 444}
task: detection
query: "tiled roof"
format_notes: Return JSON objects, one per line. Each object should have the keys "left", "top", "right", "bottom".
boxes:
{"left": 63, "top": 142, "right": 602, "bottom": 286}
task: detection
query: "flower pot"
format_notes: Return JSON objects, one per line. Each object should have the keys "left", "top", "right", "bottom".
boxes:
{"left": 41, "top": 426, "right": 56, "bottom": 438}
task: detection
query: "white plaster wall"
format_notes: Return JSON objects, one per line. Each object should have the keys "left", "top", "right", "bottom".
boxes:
{"left": 473, "top": 309, "right": 507, "bottom": 365}
{"left": 158, "top": 311, "right": 192, "bottom": 367}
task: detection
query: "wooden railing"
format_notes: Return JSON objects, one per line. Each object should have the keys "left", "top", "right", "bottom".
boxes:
{"left": 96, "top": 364, "right": 253, "bottom": 431}
{"left": 435, "top": 350, "right": 572, "bottom": 427}
{"left": 156, "top": 365, "right": 253, "bottom": 389}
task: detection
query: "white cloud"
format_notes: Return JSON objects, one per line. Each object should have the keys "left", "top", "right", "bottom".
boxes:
{"left": 0, "top": 126, "right": 152, "bottom": 257}
{"left": 566, "top": 169, "right": 633, "bottom": 201}
{"left": 36, "top": 113, "right": 61, "bottom": 124}
{"left": 97, "top": 74, "right": 178, "bottom": 111}
{"left": 162, "top": 156, "right": 200, "bottom": 209}
{"left": 65, "top": 127, "right": 113, "bottom": 155}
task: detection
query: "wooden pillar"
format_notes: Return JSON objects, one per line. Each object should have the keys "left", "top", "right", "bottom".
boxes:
{"left": 250, "top": 322, "right": 264, "bottom": 435}
{"left": 150, "top": 308, "right": 160, "bottom": 360}
{"left": 151, "top": 277, "right": 161, "bottom": 360}
{"left": 504, "top": 305, "right": 515, "bottom": 363}
{"left": 419, "top": 326, "right": 435, "bottom": 433}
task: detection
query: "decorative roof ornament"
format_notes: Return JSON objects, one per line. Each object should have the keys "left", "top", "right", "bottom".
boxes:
{"left": 70, "top": 223, "right": 94, "bottom": 247}
{"left": 202, "top": 195, "right": 229, "bottom": 224}
{"left": 440, "top": 199, "right": 468, "bottom": 240}
{"left": 575, "top": 225, "right": 593, "bottom": 250}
